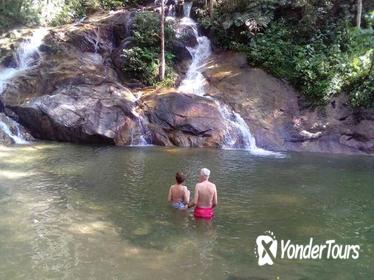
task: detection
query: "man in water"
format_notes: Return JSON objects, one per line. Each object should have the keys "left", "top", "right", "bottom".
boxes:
{"left": 189, "top": 168, "right": 218, "bottom": 219}
{"left": 168, "top": 171, "right": 190, "bottom": 209}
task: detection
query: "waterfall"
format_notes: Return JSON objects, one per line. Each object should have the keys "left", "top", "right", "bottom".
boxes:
{"left": 86, "top": 27, "right": 100, "bottom": 53}
{"left": 183, "top": 1, "right": 193, "bottom": 18}
{"left": 0, "top": 28, "right": 48, "bottom": 144}
{"left": 129, "top": 97, "right": 152, "bottom": 147}
{"left": 0, "top": 116, "right": 28, "bottom": 144}
{"left": 177, "top": 17, "right": 282, "bottom": 156}
{"left": 129, "top": 118, "right": 150, "bottom": 147}
{"left": 178, "top": 18, "right": 211, "bottom": 96}
{"left": 217, "top": 103, "right": 281, "bottom": 156}
{"left": 0, "top": 28, "right": 47, "bottom": 93}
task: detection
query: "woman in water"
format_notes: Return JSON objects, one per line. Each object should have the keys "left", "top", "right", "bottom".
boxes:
{"left": 168, "top": 171, "right": 190, "bottom": 209}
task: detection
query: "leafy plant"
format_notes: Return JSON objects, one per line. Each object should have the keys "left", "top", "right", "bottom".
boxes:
{"left": 196, "top": 0, "right": 374, "bottom": 107}
{"left": 121, "top": 11, "right": 176, "bottom": 86}
{"left": 247, "top": 21, "right": 374, "bottom": 106}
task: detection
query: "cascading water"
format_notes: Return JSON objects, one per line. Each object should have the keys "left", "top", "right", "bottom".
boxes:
{"left": 130, "top": 107, "right": 152, "bottom": 147}
{"left": 0, "top": 28, "right": 47, "bottom": 91}
{"left": 128, "top": 93, "right": 153, "bottom": 147}
{"left": 183, "top": 1, "right": 193, "bottom": 18}
{"left": 0, "top": 116, "right": 28, "bottom": 144}
{"left": 155, "top": 0, "right": 176, "bottom": 17}
{"left": 0, "top": 28, "right": 48, "bottom": 144}
{"left": 177, "top": 16, "right": 282, "bottom": 156}
{"left": 177, "top": 17, "right": 211, "bottom": 96}
{"left": 86, "top": 27, "right": 100, "bottom": 53}
{"left": 217, "top": 102, "right": 282, "bottom": 156}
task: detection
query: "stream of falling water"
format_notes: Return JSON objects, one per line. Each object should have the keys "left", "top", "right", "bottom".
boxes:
{"left": 0, "top": 28, "right": 48, "bottom": 144}
{"left": 176, "top": 12, "right": 282, "bottom": 156}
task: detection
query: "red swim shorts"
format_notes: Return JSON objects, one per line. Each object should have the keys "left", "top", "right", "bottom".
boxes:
{"left": 194, "top": 207, "right": 214, "bottom": 219}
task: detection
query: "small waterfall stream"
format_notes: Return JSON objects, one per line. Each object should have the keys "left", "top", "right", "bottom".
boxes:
{"left": 0, "top": 28, "right": 48, "bottom": 144}
{"left": 177, "top": 13, "right": 281, "bottom": 156}
{"left": 177, "top": 17, "right": 211, "bottom": 95}
{"left": 183, "top": 1, "right": 193, "bottom": 18}
{"left": 0, "top": 28, "right": 47, "bottom": 92}
{"left": 130, "top": 100, "right": 152, "bottom": 146}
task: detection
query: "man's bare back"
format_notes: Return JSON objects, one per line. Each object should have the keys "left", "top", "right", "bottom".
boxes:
{"left": 191, "top": 168, "right": 218, "bottom": 219}
{"left": 194, "top": 181, "right": 217, "bottom": 208}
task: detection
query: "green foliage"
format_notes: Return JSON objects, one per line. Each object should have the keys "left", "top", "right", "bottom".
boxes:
{"left": 51, "top": 0, "right": 126, "bottom": 26}
{"left": 122, "top": 47, "right": 159, "bottom": 84}
{"left": 365, "top": 10, "right": 374, "bottom": 28}
{"left": 346, "top": 51, "right": 374, "bottom": 108}
{"left": 196, "top": 0, "right": 374, "bottom": 107}
{"left": 349, "top": 75, "right": 374, "bottom": 108}
{"left": 121, "top": 12, "right": 176, "bottom": 86}
{"left": 247, "top": 21, "right": 374, "bottom": 106}
{"left": 0, "top": 0, "right": 41, "bottom": 30}
{"left": 50, "top": 0, "right": 92, "bottom": 26}
{"left": 196, "top": 0, "right": 277, "bottom": 48}
{"left": 99, "top": 0, "right": 124, "bottom": 10}
{"left": 0, "top": 0, "right": 133, "bottom": 29}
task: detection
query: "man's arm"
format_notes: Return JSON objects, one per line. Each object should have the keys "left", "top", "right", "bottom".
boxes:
{"left": 212, "top": 185, "right": 218, "bottom": 208}
{"left": 188, "top": 184, "right": 199, "bottom": 208}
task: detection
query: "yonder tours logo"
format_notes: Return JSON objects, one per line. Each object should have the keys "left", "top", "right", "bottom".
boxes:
{"left": 255, "top": 231, "right": 360, "bottom": 266}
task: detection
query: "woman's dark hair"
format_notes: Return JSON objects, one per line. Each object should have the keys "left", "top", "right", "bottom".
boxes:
{"left": 176, "top": 171, "right": 186, "bottom": 184}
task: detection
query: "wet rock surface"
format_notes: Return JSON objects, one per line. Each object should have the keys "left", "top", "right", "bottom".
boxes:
{"left": 1, "top": 10, "right": 372, "bottom": 155}
{"left": 203, "top": 51, "right": 374, "bottom": 154}
{"left": 10, "top": 83, "right": 139, "bottom": 145}
{"left": 142, "top": 92, "right": 227, "bottom": 147}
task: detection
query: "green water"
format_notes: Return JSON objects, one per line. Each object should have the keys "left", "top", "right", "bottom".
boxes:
{"left": 0, "top": 144, "right": 373, "bottom": 280}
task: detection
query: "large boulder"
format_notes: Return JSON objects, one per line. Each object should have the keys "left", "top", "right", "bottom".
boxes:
{"left": 9, "top": 83, "right": 143, "bottom": 145}
{"left": 0, "top": 10, "right": 154, "bottom": 146}
{"left": 175, "top": 23, "right": 198, "bottom": 48}
{"left": 1, "top": 24, "right": 120, "bottom": 107}
{"left": 142, "top": 92, "right": 228, "bottom": 147}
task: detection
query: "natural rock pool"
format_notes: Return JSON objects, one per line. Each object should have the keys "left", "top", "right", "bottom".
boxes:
{"left": 0, "top": 144, "right": 373, "bottom": 279}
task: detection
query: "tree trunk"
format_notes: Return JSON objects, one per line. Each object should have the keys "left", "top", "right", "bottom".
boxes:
{"left": 159, "top": 0, "right": 165, "bottom": 81}
{"left": 356, "top": 0, "right": 362, "bottom": 28}
{"left": 209, "top": 0, "right": 215, "bottom": 18}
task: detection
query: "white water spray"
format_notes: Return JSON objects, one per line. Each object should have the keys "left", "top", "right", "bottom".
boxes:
{"left": 86, "top": 27, "right": 101, "bottom": 53}
{"left": 129, "top": 93, "right": 153, "bottom": 147}
{"left": 177, "top": 18, "right": 211, "bottom": 96}
{"left": 0, "top": 117, "right": 28, "bottom": 144}
{"left": 0, "top": 28, "right": 47, "bottom": 94}
{"left": 183, "top": 1, "right": 193, "bottom": 18}
{"left": 0, "top": 28, "right": 48, "bottom": 144}
{"left": 218, "top": 103, "right": 281, "bottom": 156}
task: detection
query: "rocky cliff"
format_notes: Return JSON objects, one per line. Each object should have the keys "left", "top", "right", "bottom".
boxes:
{"left": 0, "top": 9, "right": 373, "bottom": 155}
